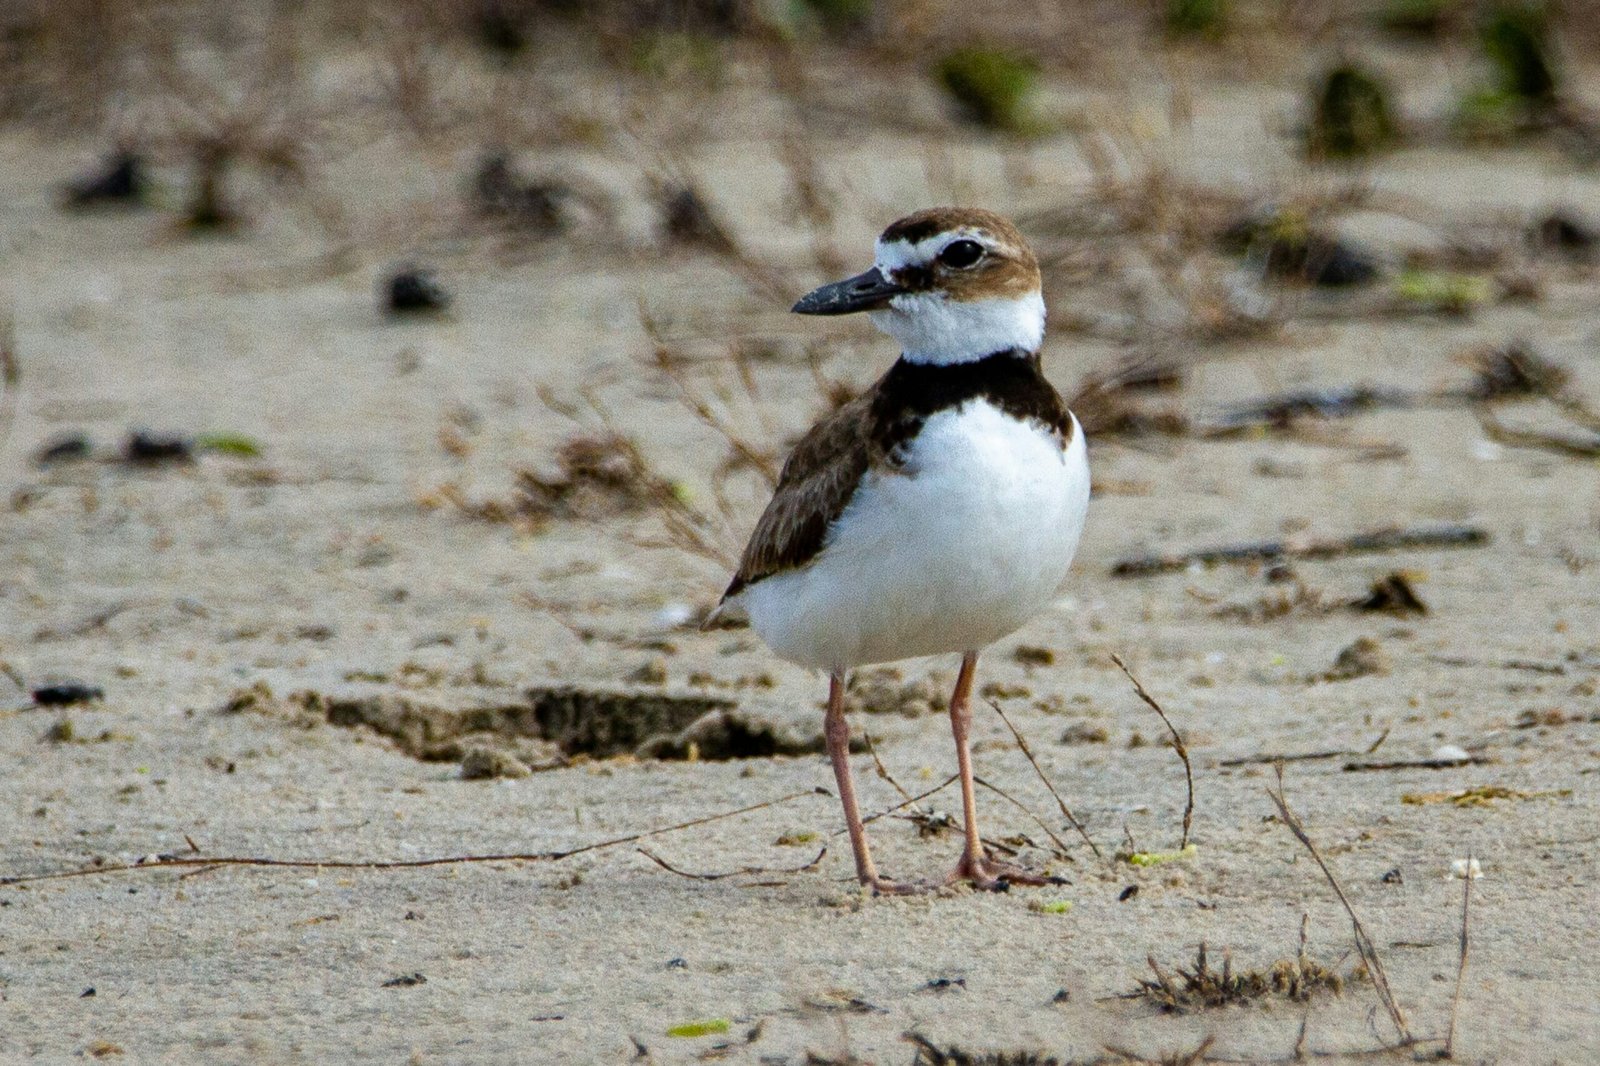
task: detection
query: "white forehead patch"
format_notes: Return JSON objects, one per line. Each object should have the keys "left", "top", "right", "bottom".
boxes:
{"left": 874, "top": 228, "right": 993, "bottom": 271}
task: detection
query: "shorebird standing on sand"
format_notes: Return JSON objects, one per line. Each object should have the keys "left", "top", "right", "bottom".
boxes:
{"left": 714, "top": 208, "right": 1090, "bottom": 894}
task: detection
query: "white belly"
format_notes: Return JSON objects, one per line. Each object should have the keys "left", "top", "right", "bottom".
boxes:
{"left": 743, "top": 402, "right": 1090, "bottom": 673}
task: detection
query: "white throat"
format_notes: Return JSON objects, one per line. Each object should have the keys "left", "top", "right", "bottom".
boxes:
{"left": 868, "top": 290, "right": 1045, "bottom": 366}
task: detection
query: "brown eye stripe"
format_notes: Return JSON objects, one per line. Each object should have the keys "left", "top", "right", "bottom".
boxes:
{"left": 889, "top": 265, "right": 936, "bottom": 292}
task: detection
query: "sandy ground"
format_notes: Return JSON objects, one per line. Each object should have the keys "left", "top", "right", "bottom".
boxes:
{"left": 2, "top": 31, "right": 1599, "bottom": 1065}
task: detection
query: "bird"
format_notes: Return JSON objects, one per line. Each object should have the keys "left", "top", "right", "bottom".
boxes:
{"left": 714, "top": 207, "right": 1091, "bottom": 894}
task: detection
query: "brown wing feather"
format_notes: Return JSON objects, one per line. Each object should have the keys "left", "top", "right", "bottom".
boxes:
{"left": 721, "top": 393, "right": 874, "bottom": 602}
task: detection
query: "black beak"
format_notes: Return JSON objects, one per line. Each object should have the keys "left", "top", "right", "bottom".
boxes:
{"left": 792, "top": 267, "right": 904, "bottom": 315}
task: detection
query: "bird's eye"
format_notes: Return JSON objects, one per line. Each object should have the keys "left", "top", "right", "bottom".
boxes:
{"left": 938, "top": 239, "right": 984, "bottom": 269}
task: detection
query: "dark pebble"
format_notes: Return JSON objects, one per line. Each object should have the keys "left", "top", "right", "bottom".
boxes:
{"left": 123, "top": 431, "right": 194, "bottom": 464}
{"left": 62, "top": 151, "right": 146, "bottom": 209}
{"left": 35, "top": 433, "right": 91, "bottom": 464}
{"left": 32, "top": 684, "right": 104, "bottom": 707}
{"left": 385, "top": 266, "right": 452, "bottom": 315}
{"left": 1529, "top": 211, "right": 1597, "bottom": 258}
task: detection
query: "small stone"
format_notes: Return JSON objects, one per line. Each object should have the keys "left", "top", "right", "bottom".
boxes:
{"left": 384, "top": 265, "right": 452, "bottom": 315}
{"left": 35, "top": 434, "right": 91, "bottom": 465}
{"left": 1325, "top": 636, "right": 1390, "bottom": 680}
{"left": 32, "top": 683, "right": 104, "bottom": 707}
{"left": 1012, "top": 645, "right": 1056, "bottom": 667}
{"left": 1059, "top": 722, "right": 1109, "bottom": 745}
{"left": 459, "top": 747, "right": 531, "bottom": 780}
{"left": 62, "top": 150, "right": 146, "bottom": 209}
{"left": 627, "top": 659, "right": 668, "bottom": 686}
{"left": 122, "top": 431, "right": 193, "bottom": 464}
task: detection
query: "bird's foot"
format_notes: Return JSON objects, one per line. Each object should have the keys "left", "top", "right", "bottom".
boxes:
{"left": 946, "top": 853, "right": 1064, "bottom": 892}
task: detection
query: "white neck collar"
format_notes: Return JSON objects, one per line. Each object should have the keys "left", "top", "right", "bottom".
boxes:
{"left": 868, "top": 290, "right": 1045, "bottom": 366}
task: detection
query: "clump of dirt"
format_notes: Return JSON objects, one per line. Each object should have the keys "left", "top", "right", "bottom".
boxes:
{"left": 654, "top": 181, "right": 736, "bottom": 254}
{"left": 1059, "top": 722, "right": 1110, "bottom": 745}
{"left": 520, "top": 434, "right": 664, "bottom": 517}
{"left": 843, "top": 667, "right": 951, "bottom": 717}
{"left": 1066, "top": 368, "right": 1191, "bottom": 440}
{"left": 1351, "top": 571, "right": 1428, "bottom": 615}
{"left": 1134, "top": 942, "right": 1357, "bottom": 1013}
{"left": 1323, "top": 636, "right": 1391, "bottom": 680}
{"left": 525, "top": 685, "right": 736, "bottom": 756}
{"left": 459, "top": 747, "right": 532, "bottom": 780}
{"left": 445, "top": 432, "right": 676, "bottom": 527}
{"left": 1211, "top": 580, "right": 1327, "bottom": 623}
{"left": 635, "top": 709, "right": 827, "bottom": 760}
{"left": 221, "top": 681, "right": 821, "bottom": 763}
{"left": 471, "top": 150, "right": 572, "bottom": 233}
{"left": 1011, "top": 645, "right": 1056, "bottom": 667}
{"left": 1462, "top": 341, "right": 1568, "bottom": 401}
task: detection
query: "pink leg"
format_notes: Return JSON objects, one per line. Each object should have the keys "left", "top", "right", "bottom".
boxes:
{"left": 947, "top": 651, "right": 1058, "bottom": 890}
{"left": 825, "top": 672, "right": 915, "bottom": 895}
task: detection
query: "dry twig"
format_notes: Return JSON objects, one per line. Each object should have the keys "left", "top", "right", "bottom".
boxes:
{"left": 1476, "top": 404, "right": 1600, "bottom": 459}
{"left": 855, "top": 774, "right": 959, "bottom": 830}
{"left": 636, "top": 845, "right": 826, "bottom": 882}
{"left": 986, "top": 699, "right": 1102, "bottom": 859}
{"left": 1112, "top": 524, "right": 1489, "bottom": 577}
{"left": 1110, "top": 656, "right": 1193, "bottom": 850}
{"left": 1266, "top": 768, "right": 1413, "bottom": 1047}
{"left": 1444, "top": 851, "right": 1474, "bottom": 1059}
{"left": 0, "top": 315, "right": 17, "bottom": 455}
{"left": 970, "top": 776, "right": 1075, "bottom": 863}
{"left": 2, "top": 789, "right": 821, "bottom": 887}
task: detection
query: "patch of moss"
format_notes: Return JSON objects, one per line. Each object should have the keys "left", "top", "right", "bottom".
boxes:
{"left": 1123, "top": 843, "right": 1198, "bottom": 867}
{"left": 1028, "top": 899, "right": 1074, "bottom": 915}
{"left": 1481, "top": 4, "right": 1557, "bottom": 104}
{"left": 1394, "top": 269, "right": 1491, "bottom": 314}
{"left": 935, "top": 48, "right": 1039, "bottom": 132}
{"left": 667, "top": 1018, "right": 730, "bottom": 1038}
{"left": 1307, "top": 63, "right": 1398, "bottom": 160}
{"left": 1166, "top": 0, "right": 1226, "bottom": 39}
{"left": 195, "top": 432, "right": 264, "bottom": 458}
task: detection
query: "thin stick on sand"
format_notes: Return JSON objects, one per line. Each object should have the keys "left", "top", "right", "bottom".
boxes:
{"left": 636, "top": 845, "right": 827, "bottom": 882}
{"left": 855, "top": 774, "right": 960, "bottom": 829}
{"left": 1110, "top": 523, "right": 1489, "bottom": 577}
{"left": 1444, "top": 851, "right": 1475, "bottom": 1058}
{"left": 862, "top": 730, "right": 920, "bottom": 809}
{"left": 971, "top": 775, "right": 1076, "bottom": 861}
{"left": 1, "top": 789, "right": 823, "bottom": 887}
{"left": 1111, "top": 655, "right": 1194, "bottom": 850}
{"left": 986, "top": 699, "right": 1102, "bottom": 859}
{"left": 1266, "top": 767, "right": 1414, "bottom": 1047}
{"left": 0, "top": 316, "right": 18, "bottom": 453}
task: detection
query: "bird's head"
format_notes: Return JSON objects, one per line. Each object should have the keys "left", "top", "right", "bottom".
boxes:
{"left": 792, "top": 207, "right": 1044, "bottom": 366}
